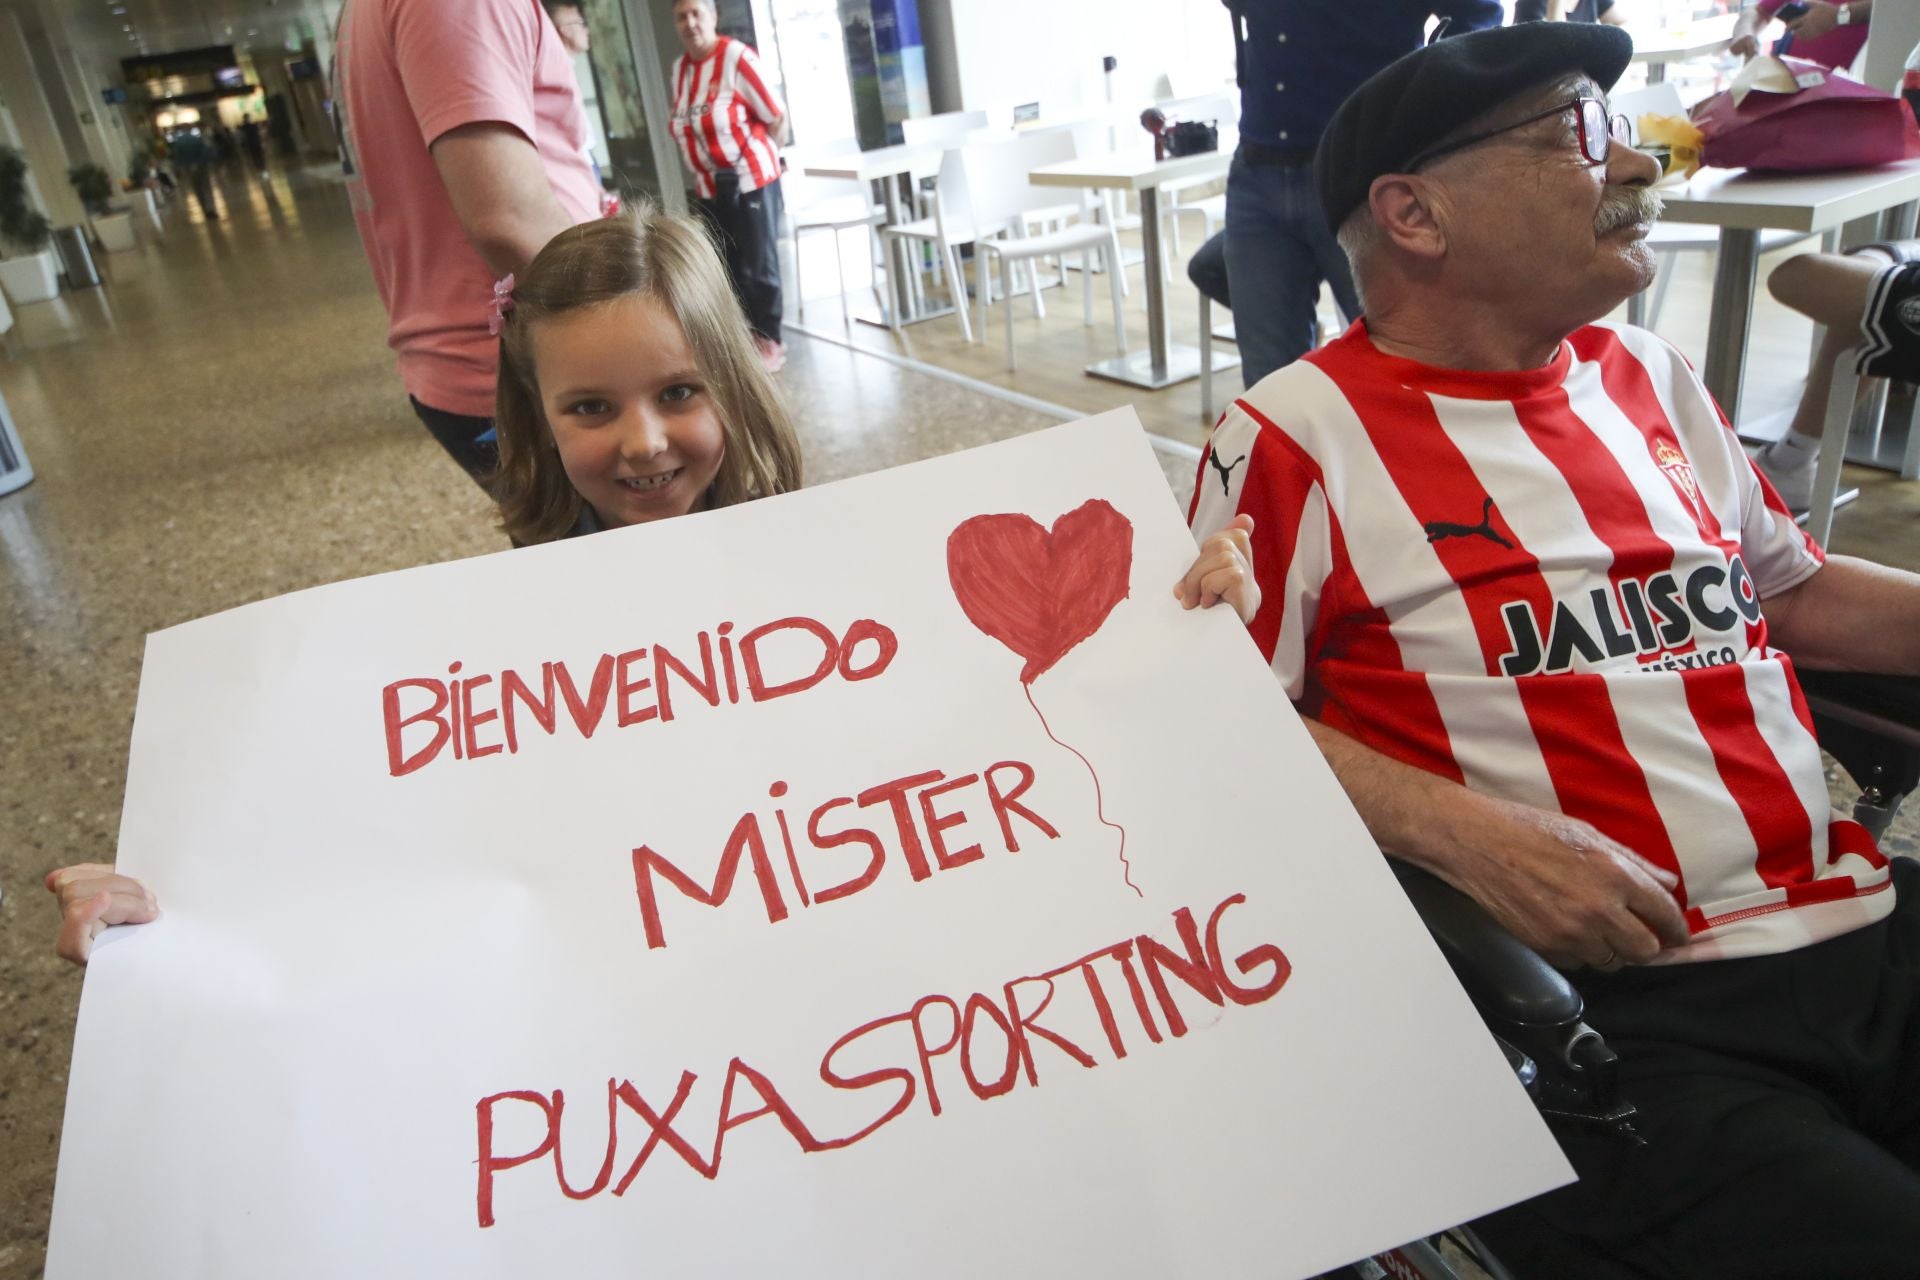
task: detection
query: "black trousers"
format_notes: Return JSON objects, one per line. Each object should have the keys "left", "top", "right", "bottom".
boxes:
{"left": 408, "top": 396, "right": 497, "bottom": 491}
{"left": 1474, "top": 859, "right": 1920, "bottom": 1280}
{"left": 695, "top": 172, "right": 783, "bottom": 344}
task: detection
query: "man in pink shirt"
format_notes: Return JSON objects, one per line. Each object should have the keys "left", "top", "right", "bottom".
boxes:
{"left": 332, "top": 0, "right": 602, "bottom": 487}
{"left": 1731, "top": 0, "right": 1872, "bottom": 73}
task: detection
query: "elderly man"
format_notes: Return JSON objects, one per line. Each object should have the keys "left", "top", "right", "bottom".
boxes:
{"left": 668, "top": 0, "right": 790, "bottom": 372}
{"left": 1190, "top": 22, "right": 1920, "bottom": 1279}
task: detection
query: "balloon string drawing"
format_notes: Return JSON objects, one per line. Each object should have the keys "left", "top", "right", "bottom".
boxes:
{"left": 946, "top": 499, "right": 1141, "bottom": 898}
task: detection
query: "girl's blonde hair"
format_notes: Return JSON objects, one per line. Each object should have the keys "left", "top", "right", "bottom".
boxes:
{"left": 493, "top": 208, "right": 803, "bottom": 544}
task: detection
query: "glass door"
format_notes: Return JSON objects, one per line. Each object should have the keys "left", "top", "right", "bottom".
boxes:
{"left": 591, "top": 0, "right": 684, "bottom": 208}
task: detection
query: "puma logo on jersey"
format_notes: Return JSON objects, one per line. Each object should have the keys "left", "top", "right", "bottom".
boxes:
{"left": 1423, "top": 497, "right": 1513, "bottom": 550}
{"left": 1496, "top": 555, "right": 1762, "bottom": 677}
{"left": 1208, "top": 451, "right": 1247, "bottom": 496}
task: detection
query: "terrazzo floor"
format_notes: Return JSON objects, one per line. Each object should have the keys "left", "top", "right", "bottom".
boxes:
{"left": 0, "top": 160, "right": 1913, "bottom": 1280}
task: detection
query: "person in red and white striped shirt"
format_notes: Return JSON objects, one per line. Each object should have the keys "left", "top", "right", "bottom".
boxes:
{"left": 1192, "top": 23, "right": 1920, "bottom": 1278}
{"left": 669, "top": 0, "right": 789, "bottom": 371}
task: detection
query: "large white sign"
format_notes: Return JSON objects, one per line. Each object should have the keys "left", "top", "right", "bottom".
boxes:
{"left": 48, "top": 411, "right": 1569, "bottom": 1278}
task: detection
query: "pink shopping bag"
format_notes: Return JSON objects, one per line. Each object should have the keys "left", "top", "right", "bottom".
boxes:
{"left": 1689, "top": 55, "right": 1920, "bottom": 172}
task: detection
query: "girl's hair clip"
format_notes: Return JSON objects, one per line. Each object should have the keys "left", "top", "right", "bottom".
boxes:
{"left": 487, "top": 273, "right": 517, "bottom": 336}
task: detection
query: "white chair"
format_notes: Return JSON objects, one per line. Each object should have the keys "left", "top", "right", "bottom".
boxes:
{"left": 901, "top": 110, "right": 991, "bottom": 232}
{"left": 950, "top": 132, "right": 1129, "bottom": 372}
{"left": 877, "top": 145, "right": 1013, "bottom": 343}
{"left": 1200, "top": 288, "right": 1225, "bottom": 426}
{"left": 1000, "top": 123, "right": 1109, "bottom": 317}
{"left": 900, "top": 110, "right": 989, "bottom": 149}
{"left": 783, "top": 164, "right": 887, "bottom": 333}
{"left": 1612, "top": 83, "right": 1812, "bottom": 330}
{"left": 1804, "top": 347, "right": 1919, "bottom": 543}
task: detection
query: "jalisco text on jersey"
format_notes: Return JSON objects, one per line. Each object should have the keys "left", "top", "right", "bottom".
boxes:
{"left": 1496, "top": 555, "right": 1763, "bottom": 677}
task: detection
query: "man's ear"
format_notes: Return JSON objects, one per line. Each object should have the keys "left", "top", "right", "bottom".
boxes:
{"left": 1369, "top": 174, "right": 1448, "bottom": 262}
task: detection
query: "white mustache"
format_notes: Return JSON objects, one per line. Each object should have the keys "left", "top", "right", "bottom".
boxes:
{"left": 1595, "top": 188, "right": 1664, "bottom": 235}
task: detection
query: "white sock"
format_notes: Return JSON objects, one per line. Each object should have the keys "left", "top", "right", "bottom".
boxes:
{"left": 1766, "top": 429, "right": 1822, "bottom": 468}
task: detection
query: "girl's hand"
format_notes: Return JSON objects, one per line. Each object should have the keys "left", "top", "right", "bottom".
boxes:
{"left": 1173, "top": 514, "right": 1260, "bottom": 625}
{"left": 45, "top": 863, "right": 159, "bottom": 966}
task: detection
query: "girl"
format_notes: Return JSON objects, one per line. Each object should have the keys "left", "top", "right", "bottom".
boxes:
{"left": 45, "top": 208, "right": 1259, "bottom": 961}
{"left": 491, "top": 208, "right": 802, "bottom": 541}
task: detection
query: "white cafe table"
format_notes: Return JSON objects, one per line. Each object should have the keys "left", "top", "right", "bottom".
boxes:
{"left": 1029, "top": 143, "right": 1235, "bottom": 389}
{"left": 801, "top": 142, "right": 944, "bottom": 325}
{"left": 1654, "top": 159, "right": 1920, "bottom": 424}
{"left": 1627, "top": 13, "right": 1736, "bottom": 85}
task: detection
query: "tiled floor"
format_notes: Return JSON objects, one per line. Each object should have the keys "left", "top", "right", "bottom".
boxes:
{"left": 0, "top": 160, "right": 1914, "bottom": 1280}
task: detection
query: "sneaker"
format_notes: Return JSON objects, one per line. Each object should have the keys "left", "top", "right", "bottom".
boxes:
{"left": 1753, "top": 439, "right": 1818, "bottom": 512}
{"left": 754, "top": 336, "right": 787, "bottom": 374}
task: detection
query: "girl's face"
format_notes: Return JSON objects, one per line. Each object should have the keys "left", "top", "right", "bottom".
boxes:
{"left": 531, "top": 293, "right": 727, "bottom": 530}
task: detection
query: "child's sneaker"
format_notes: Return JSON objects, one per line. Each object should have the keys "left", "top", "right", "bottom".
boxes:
{"left": 1753, "top": 437, "right": 1819, "bottom": 512}
{"left": 755, "top": 336, "right": 787, "bottom": 373}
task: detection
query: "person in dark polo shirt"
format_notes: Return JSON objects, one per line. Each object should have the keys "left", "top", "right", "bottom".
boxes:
{"left": 1221, "top": 0, "right": 1501, "bottom": 387}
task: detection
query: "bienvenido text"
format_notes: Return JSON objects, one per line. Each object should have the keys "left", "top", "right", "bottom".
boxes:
{"left": 380, "top": 615, "right": 899, "bottom": 777}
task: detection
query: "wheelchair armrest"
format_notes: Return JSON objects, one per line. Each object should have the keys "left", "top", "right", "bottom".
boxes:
{"left": 1796, "top": 668, "right": 1920, "bottom": 800}
{"left": 1393, "top": 861, "right": 1642, "bottom": 1141}
{"left": 1798, "top": 669, "right": 1920, "bottom": 744}
{"left": 1391, "top": 861, "right": 1582, "bottom": 1028}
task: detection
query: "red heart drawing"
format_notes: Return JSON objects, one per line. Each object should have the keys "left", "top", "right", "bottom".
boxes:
{"left": 946, "top": 499, "right": 1134, "bottom": 684}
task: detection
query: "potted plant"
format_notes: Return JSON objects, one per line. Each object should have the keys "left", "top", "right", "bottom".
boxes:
{"left": 0, "top": 147, "right": 60, "bottom": 304}
{"left": 72, "top": 162, "right": 136, "bottom": 253}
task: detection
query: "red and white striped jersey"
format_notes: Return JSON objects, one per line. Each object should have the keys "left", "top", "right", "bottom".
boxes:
{"left": 669, "top": 35, "right": 785, "bottom": 199}
{"left": 1190, "top": 320, "right": 1892, "bottom": 962}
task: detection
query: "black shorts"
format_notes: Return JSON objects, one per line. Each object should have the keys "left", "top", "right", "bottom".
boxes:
{"left": 1851, "top": 246, "right": 1920, "bottom": 383}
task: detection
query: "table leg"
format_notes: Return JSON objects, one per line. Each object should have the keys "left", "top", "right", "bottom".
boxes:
{"left": 1142, "top": 186, "right": 1170, "bottom": 380}
{"left": 1702, "top": 226, "right": 1759, "bottom": 424}
{"left": 1085, "top": 184, "right": 1230, "bottom": 389}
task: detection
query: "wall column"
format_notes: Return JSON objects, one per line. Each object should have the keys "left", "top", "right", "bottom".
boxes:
{"left": 0, "top": 7, "right": 84, "bottom": 227}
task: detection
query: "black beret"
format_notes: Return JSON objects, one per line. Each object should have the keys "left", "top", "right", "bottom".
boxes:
{"left": 1314, "top": 22, "right": 1633, "bottom": 230}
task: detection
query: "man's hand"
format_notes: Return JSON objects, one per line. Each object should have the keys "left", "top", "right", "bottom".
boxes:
{"left": 1438, "top": 795, "right": 1690, "bottom": 969}
{"left": 1730, "top": 32, "right": 1761, "bottom": 57}
{"left": 1300, "top": 718, "right": 1690, "bottom": 970}
{"left": 45, "top": 863, "right": 159, "bottom": 966}
{"left": 1785, "top": 1, "right": 1842, "bottom": 39}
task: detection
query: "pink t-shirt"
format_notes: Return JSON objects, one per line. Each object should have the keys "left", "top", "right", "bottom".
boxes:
{"left": 1756, "top": 0, "right": 1870, "bottom": 73}
{"left": 334, "top": 0, "right": 602, "bottom": 418}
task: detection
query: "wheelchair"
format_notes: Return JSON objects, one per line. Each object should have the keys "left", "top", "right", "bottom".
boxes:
{"left": 1322, "top": 669, "right": 1920, "bottom": 1280}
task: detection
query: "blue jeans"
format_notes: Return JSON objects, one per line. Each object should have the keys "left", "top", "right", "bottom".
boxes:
{"left": 1224, "top": 150, "right": 1361, "bottom": 388}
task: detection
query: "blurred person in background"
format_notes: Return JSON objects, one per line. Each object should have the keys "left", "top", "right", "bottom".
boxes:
{"left": 668, "top": 0, "right": 791, "bottom": 373}
{"left": 1732, "top": 0, "right": 1871, "bottom": 71}
{"left": 545, "top": 1, "right": 592, "bottom": 54}
{"left": 1219, "top": 0, "right": 1503, "bottom": 389}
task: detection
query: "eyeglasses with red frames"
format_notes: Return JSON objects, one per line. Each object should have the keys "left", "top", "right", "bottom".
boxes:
{"left": 1407, "top": 96, "right": 1633, "bottom": 171}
